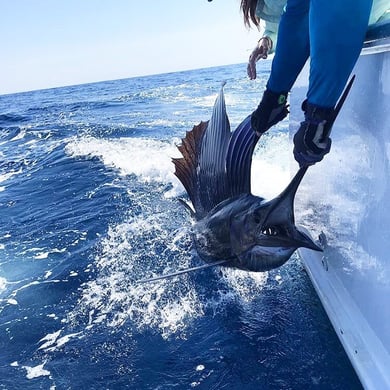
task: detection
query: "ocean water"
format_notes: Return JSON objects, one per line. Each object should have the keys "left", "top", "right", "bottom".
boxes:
{"left": 0, "top": 63, "right": 362, "bottom": 389}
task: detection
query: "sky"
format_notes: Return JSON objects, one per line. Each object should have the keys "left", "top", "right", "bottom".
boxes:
{"left": 0, "top": 0, "right": 262, "bottom": 95}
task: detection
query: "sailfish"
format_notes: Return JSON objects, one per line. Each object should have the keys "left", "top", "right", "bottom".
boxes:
{"left": 172, "top": 83, "right": 321, "bottom": 273}
{"left": 137, "top": 78, "right": 353, "bottom": 283}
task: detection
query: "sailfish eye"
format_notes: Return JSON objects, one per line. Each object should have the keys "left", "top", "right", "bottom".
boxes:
{"left": 262, "top": 226, "right": 279, "bottom": 236}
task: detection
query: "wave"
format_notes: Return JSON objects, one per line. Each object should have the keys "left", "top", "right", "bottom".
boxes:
{"left": 0, "top": 113, "right": 30, "bottom": 126}
{"left": 65, "top": 129, "right": 291, "bottom": 200}
{"left": 59, "top": 132, "right": 291, "bottom": 339}
{"left": 65, "top": 136, "right": 184, "bottom": 197}
{"left": 67, "top": 211, "right": 268, "bottom": 340}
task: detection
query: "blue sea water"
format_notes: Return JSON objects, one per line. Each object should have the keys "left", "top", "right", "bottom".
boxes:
{"left": 0, "top": 63, "right": 362, "bottom": 389}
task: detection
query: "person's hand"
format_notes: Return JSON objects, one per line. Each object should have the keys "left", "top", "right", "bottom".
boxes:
{"left": 247, "top": 37, "right": 272, "bottom": 80}
{"left": 251, "top": 89, "right": 288, "bottom": 136}
{"left": 293, "top": 101, "right": 334, "bottom": 167}
{"left": 293, "top": 120, "right": 331, "bottom": 167}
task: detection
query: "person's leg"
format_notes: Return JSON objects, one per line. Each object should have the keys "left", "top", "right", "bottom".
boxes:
{"left": 293, "top": 0, "right": 372, "bottom": 166}
{"left": 307, "top": 0, "right": 373, "bottom": 108}
{"left": 267, "top": 0, "right": 310, "bottom": 94}
{"left": 251, "top": 0, "right": 310, "bottom": 135}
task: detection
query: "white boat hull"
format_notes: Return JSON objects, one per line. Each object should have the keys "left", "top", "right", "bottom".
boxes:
{"left": 290, "top": 23, "right": 390, "bottom": 389}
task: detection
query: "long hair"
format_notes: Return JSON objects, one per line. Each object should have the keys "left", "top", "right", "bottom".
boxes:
{"left": 240, "top": 0, "right": 259, "bottom": 28}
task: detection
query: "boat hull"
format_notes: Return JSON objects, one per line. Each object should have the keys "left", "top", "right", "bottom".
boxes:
{"left": 290, "top": 22, "right": 390, "bottom": 390}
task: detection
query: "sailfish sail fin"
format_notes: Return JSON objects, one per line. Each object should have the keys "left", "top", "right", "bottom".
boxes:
{"left": 173, "top": 83, "right": 265, "bottom": 218}
{"left": 173, "top": 84, "right": 233, "bottom": 219}
{"left": 172, "top": 120, "right": 208, "bottom": 217}
{"left": 197, "top": 84, "right": 231, "bottom": 213}
{"left": 226, "top": 115, "right": 261, "bottom": 196}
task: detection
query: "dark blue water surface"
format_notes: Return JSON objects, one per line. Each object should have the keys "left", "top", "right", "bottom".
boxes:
{"left": 0, "top": 63, "right": 362, "bottom": 389}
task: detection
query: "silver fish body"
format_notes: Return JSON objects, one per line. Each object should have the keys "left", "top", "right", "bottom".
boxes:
{"left": 193, "top": 191, "right": 320, "bottom": 272}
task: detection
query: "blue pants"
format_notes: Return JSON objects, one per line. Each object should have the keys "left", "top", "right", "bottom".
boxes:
{"left": 267, "top": 0, "right": 373, "bottom": 108}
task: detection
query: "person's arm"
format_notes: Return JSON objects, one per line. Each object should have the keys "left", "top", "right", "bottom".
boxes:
{"left": 247, "top": 0, "right": 285, "bottom": 79}
{"left": 263, "top": 21, "right": 279, "bottom": 53}
{"left": 247, "top": 20, "right": 279, "bottom": 80}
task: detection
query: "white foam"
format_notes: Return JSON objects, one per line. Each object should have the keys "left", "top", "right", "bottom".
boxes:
{"left": 0, "top": 277, "right": 7, "bottom": 292}
{"left": 65, "top": 129, "right": 290, "bottom": 203}
{"left": 23, "top": 362, "right": 51, "bottom": 379}
{"left": 38, "top": 330, "right": 62, "bottom": 350}
{"left": 218, "top": 268, "right": 268, "bottom": 302}
{"left": 55, "top": 332, "right": 82, "bottom": 349}
{"left": 251, "top": 132, "right": 291, "bottom": 200}
{"left": 33, "top": 247, "right": 66, "bottom": 260}
{"left": 193, "top": 94, "right": 219, "bottom": 108}
{"left": 10, "top": 128, "right": 26, "bottom": 141}
{"left": 67, "top": 214, "right": 201, "bottom": 338}
{"left": 38, "top": 330, "right": 81, "bottom": 352}
{"left": 8, "top": 280, "right": 62, "bottom": 300}
{"left": 0, "top": 168, "right": 23, "bottom": 183}
{"left": 62, "top": 125, "right": 287, "bottom": 339}
{"left": 296, "top": 132, "right": 387, "bottom": 277}
{"left": 69, "top": 206, "right": 269, "bottom": 339}
{"left": 65, "top": 136, "right": 184, "bottom": 197}
{"left": 137, "top": 118, "right": 188, "bottom": 128}
{"left": 275, "top": 275, "right": 283, "bottom": 284}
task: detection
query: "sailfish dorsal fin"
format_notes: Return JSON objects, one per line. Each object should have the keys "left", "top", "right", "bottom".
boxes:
{"left": 173, "top": 84, "right": 262, "bottom": 219}
{"left": 172, "top": 120, "right": 208, "bottom": 217}
{"left": 226, "top": 115, "right": 259, "bottom": 196}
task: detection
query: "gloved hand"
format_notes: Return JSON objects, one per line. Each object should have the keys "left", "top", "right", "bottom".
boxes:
{"left": 293, "top": 101, "right": 333, "bottom": 167}
{"left": 251, "top": 89, "right": 289, "bottom": 136}
{"left": 293, "top": 120, "right": 331, "bottom": 166}
{"left": 247, "top": 37, "right": 272, "bottom": 80}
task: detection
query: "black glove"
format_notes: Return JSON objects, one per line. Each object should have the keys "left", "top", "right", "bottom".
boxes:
{"left": 293, "top": 101, "right": 334, "bottom": 167}
{"left": 251, "top": 89, "right": 289, "bottom": 136}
